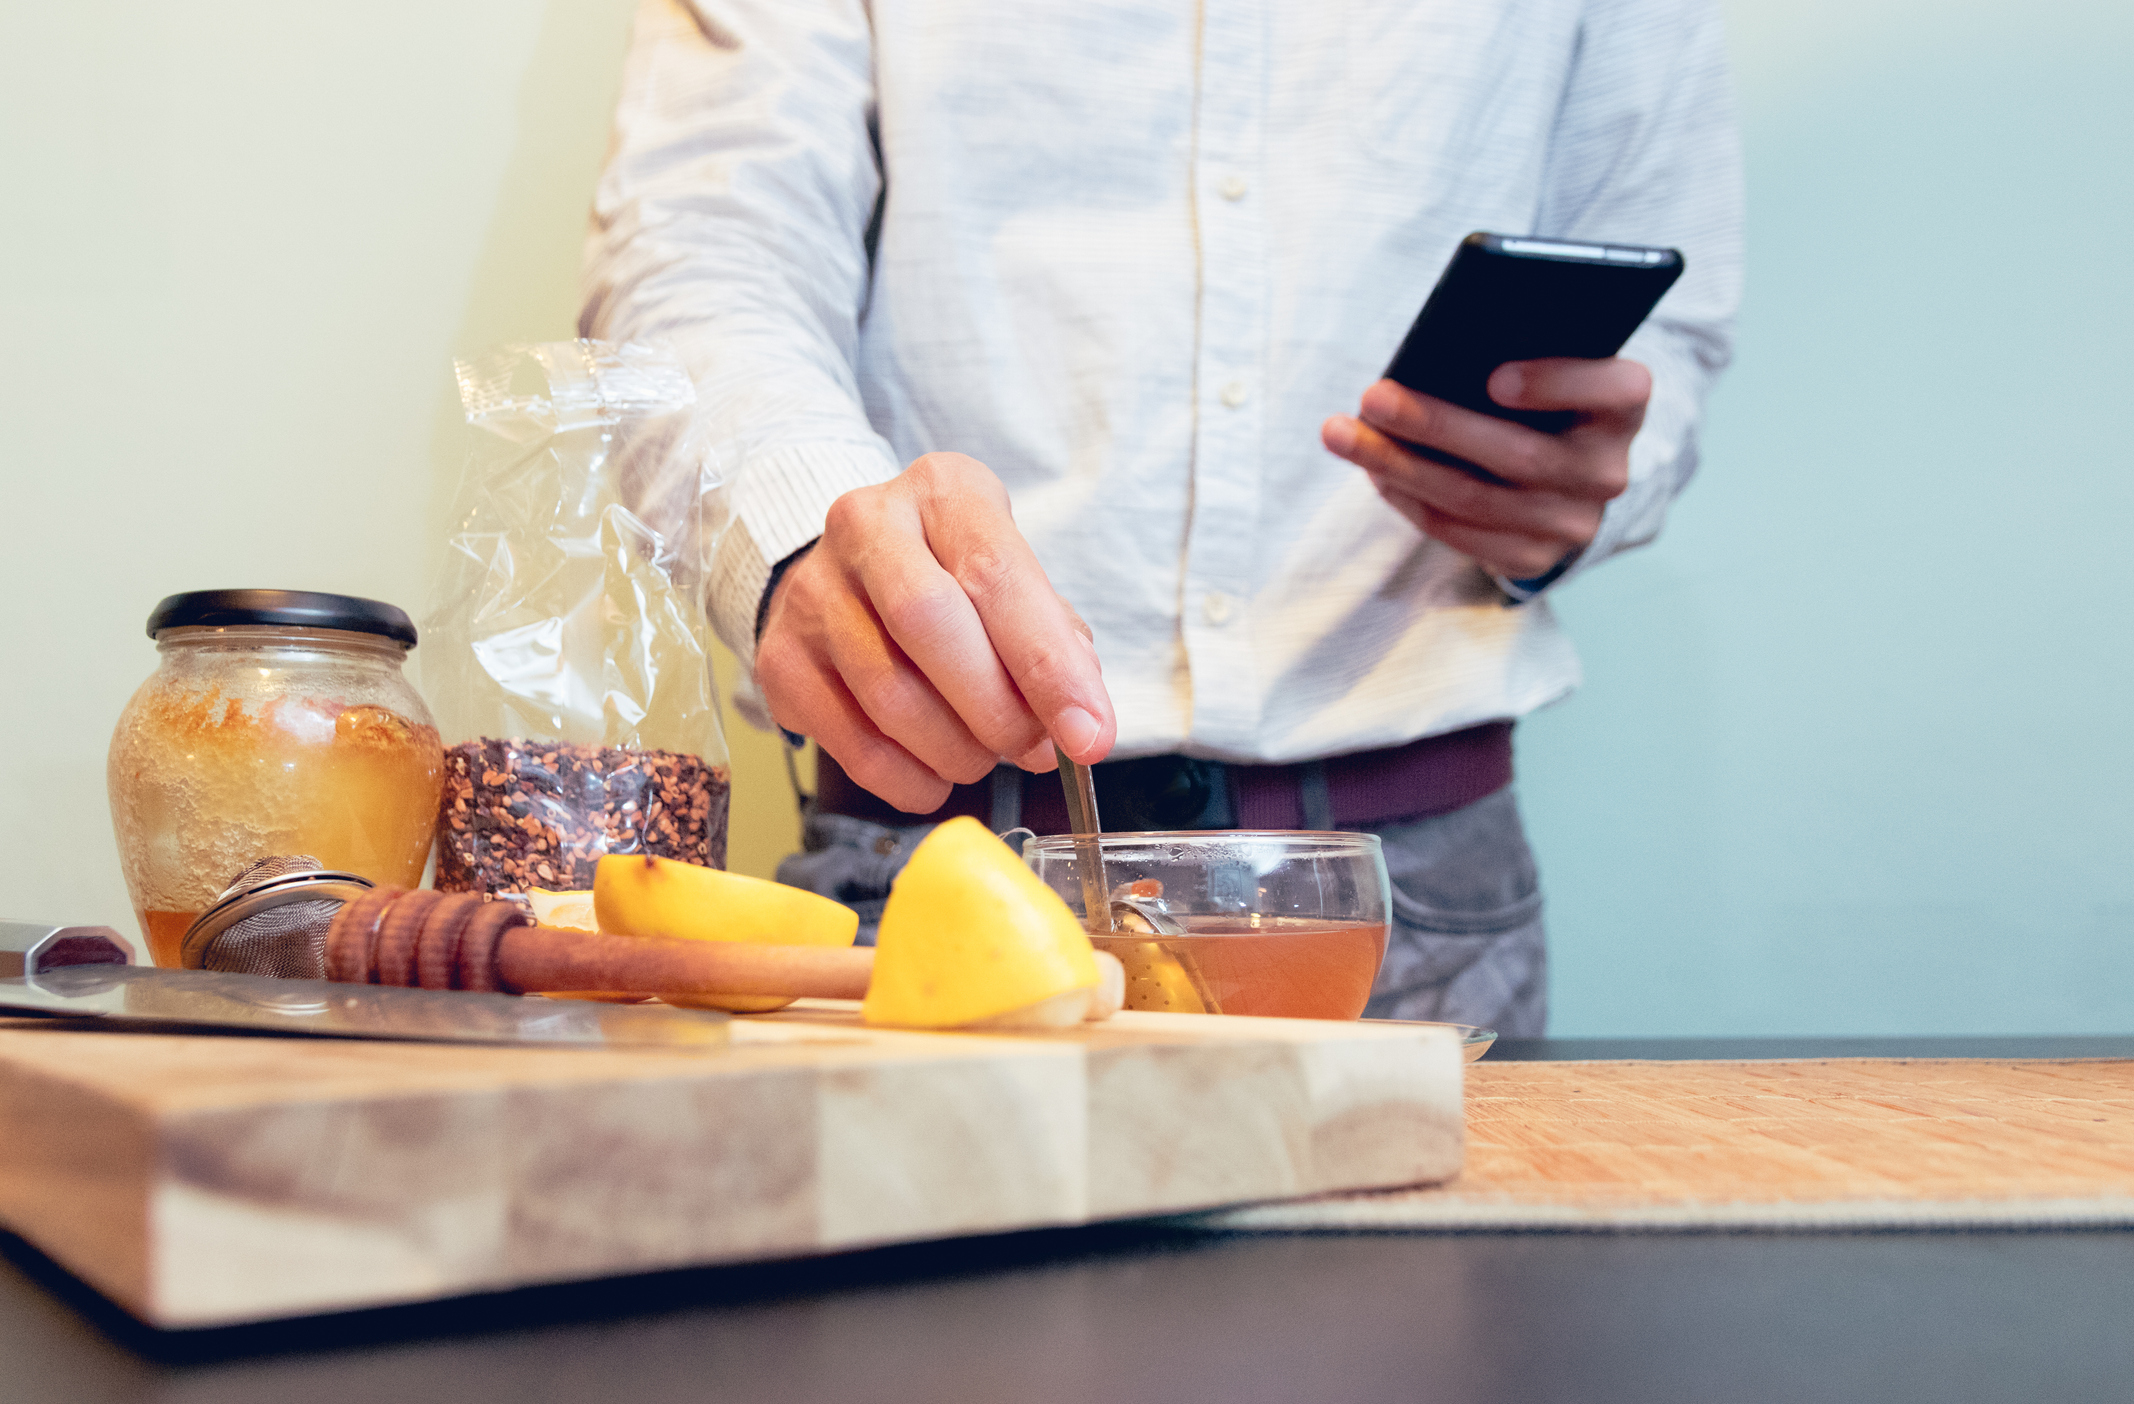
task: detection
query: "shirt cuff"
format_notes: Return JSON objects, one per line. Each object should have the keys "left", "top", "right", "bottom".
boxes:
{"left": 704, "top": 441, "right": 901, "bottom": 657}
{"left": 755, "top": 540, "right": 818, "bottom": 642}
{"left": 1495, "top": 546, "right": 1584, "bottom": 604}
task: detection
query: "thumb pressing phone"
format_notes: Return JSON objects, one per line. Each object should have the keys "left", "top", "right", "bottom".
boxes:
{"left": 1383, "top": 231, "right": 1683, "bottom": 439}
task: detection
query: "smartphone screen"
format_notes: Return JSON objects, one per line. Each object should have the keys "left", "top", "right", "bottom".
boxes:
{"left": 1382, "top": 232, "right": 1684, "bottom": 436}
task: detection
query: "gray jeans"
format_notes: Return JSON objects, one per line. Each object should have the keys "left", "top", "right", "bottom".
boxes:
{"left": 775, "top": 786, "right": 1547, "bottom": 1036}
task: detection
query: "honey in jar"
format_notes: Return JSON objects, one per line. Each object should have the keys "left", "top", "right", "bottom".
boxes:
{"left": 106, "top": 591, "right": 444, "bottom": 966}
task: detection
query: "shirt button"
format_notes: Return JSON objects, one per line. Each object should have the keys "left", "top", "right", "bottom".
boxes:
{"left": 1202, "top": 592, "right": 1234, "bottom": 626}
{"left": 1219, "top": 175, "right": 1248, "bottom": 201}
{"left": 1220, "top": 381, "right": 1248, "bottom": 408}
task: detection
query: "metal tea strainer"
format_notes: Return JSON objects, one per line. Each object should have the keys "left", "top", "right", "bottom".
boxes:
{"left": 178, "top": 856, "right": 376, "bottom": 978}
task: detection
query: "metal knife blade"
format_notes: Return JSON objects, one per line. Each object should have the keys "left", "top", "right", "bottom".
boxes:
{"left": 0, "top": 964, "right": 730, "bottom": 1051}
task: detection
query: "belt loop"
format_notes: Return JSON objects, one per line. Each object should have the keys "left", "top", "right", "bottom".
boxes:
{"left": 989, "top": 764, "right": 1024, "bottom": 833}
{"left": 1298, "top": 760, "right": 1333, "bottom": 831}
{"left": 1206, "top": 759, "right": 1237, "bottom": 828}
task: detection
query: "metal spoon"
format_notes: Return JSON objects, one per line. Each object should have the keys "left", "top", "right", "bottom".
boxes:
{"left": 1111, "top": 892, "right": 1186, "bottom": 935}
{"left": 1052, "top": 747, "right": 1211, "bottom": 1014}
{"left": 1052, "top": 747, "right": 1192, "bottom": 935}
{"left": 1054, "top": 745, "right": 1115, "bottom": 932}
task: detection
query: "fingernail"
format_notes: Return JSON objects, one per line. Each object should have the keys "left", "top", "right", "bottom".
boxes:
{"left": 1360, "top": 382, "right": 1398, "bottom": 418}
{"left": 1492, "top": 365, "right": 1524, "bottom": 402}
{"left": 1322, "top": 416, "right": 1356, "bottom": 453}
{"left": 1054, "top": 706, "right": 1100, "bottom": 757}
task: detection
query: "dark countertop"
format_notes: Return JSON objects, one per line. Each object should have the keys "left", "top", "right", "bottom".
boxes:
{"left": 7, "top": 1036, "right": 2131, "bottom": 1404}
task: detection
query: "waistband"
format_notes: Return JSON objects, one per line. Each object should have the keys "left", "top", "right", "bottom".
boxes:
{"left": 810, "top": 721, "right": 1514, "bottom": 835}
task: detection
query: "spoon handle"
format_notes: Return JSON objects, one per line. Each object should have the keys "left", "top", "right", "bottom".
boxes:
{"left": 1055, "top": 745, "right": 1115, "bottom": 933}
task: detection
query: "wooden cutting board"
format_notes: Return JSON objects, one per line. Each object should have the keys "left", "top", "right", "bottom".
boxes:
{"left": 1204, "top": 1057, "right": 2134, "bottom": 1233}
{"left": 0, "top": 1004, "right": 1462, "bottom": 1327}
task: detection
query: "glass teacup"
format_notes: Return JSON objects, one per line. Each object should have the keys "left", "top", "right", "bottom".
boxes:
{"left": 1023, "top": 831, "right": 1391, "bottom": 1020}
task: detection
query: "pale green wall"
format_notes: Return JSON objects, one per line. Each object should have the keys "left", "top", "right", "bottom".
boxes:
{"left": 1, "top": 1, "right": 2125, "bottom": 1033}
{"left": 0, "top": 0, "right": 803, "bottom": 942}
{"left": 1527, "top": 0, "right": 2134, "bottom": 1033}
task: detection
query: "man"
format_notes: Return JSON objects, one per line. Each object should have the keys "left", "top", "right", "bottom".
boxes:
{"left": 580, "top": 0, "right": 1742, "bottom": 1035}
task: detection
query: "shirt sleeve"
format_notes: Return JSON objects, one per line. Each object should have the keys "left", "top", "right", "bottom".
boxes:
{"left": 1516, "top": 0, "right": 1745, "bottom": 596}
{"left": 579, "top": 0, "right": 901, "bottom": 659}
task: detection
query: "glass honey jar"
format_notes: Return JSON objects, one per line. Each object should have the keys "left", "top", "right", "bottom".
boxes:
{"left": 106, "top": 590, "right": 444, "bottom": 966}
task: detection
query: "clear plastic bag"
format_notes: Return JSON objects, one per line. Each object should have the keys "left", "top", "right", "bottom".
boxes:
{"left": 424, "top": 340, "right": 731, "bottom": 894}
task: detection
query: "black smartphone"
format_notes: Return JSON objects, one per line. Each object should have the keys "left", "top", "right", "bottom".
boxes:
{"left": 1382, "top": 232, "right": 1684, "bottom": 439}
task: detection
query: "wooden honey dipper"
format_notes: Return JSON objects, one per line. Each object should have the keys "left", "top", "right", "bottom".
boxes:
{"left": 322, "top": 889, "right": 875, "bottom": 999}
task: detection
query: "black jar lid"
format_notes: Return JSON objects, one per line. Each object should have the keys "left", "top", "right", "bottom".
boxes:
{"left": 147, "top": 590, "right": 419, "bottom": 648}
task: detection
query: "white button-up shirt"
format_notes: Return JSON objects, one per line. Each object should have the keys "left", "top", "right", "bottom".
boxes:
{"left": 582, "top": 0, "right": 1742, "bottom": 764}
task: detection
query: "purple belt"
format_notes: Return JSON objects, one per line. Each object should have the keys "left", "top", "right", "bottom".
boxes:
{"left": 812, "top": 721, "right": 1514, "bottom": 834}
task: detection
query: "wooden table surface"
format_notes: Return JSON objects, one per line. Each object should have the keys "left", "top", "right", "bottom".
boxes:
{"left": 7, "top": 1035, "right": 2133, "bottom": 1404}
{"left": 1211, "top": 1050, "right": 2134, "bottom": 1232}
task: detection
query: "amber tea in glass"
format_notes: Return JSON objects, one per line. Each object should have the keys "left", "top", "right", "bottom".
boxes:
{"left": 1023, "top": 831, "right": 1391, "bottom": 1020}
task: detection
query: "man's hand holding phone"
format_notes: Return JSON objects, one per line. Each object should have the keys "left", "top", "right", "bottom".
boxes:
{"left": 1321, "top": 356, "right": 1650, "bottom": 581}
{"left": 756, "top": 451, "right": 1115, "bottom": 815}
